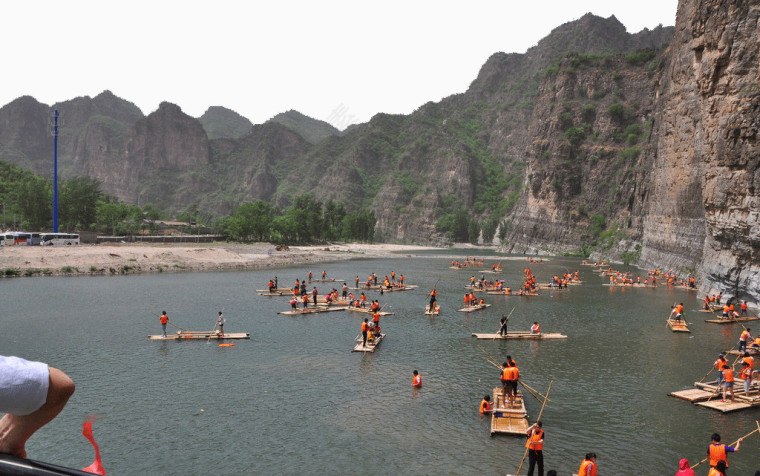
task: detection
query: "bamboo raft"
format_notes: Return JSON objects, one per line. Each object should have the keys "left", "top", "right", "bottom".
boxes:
{"left": 312, "top": 278, "right": 343, "bottom": 282}
{"left": 486, "top": 290, "right": 513, "bottom": 295}
{"left": 666, "top": 318, "right": 690, "bottom": 332}
{"left": 148, "top": 331, "right": 250, "bottom": 341}
{"left": 349, "top": 285, "right": 418, "bottom": 292}
{"left": 352, "top": 333, "right": 385, "bottom": 352}
{"left": 669, "top": 380, "right": 760, "bottom": 412}
{"left": 535, "top": 284, "right": 569, "bottom": 291}
{"left": 705, "top": 316, "right": 760, "bottom": 324}
{"left": 726, "top": 347, "right": 760, "bottom": 356}
{"left": 489, "top": 387, "right": 529, "bottom": 436}
{"left": 457, "top": 303, "right": 492, "bottom": 312}
{"left": 278, "top": 306, "right": 347, "bottom": 315}
{"left": 346, "top": 307, "right": 395, "bottom": 316}
{"left": 425, "top": 304, "right": 441, "bottom": 315}
{"left": 256, "top": 288, "right": 294, "bottom": 294}
{"left": 472, "top": 332, "right": 567, "bottom": 340}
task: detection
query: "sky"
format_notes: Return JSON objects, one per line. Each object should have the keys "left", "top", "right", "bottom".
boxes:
{"left": 2, "top": 1, "right": 678, "bottom": 130}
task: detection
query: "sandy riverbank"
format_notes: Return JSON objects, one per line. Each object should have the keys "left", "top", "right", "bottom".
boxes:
{"left": 0, "top": 242, "right": 441, "bottom": 277}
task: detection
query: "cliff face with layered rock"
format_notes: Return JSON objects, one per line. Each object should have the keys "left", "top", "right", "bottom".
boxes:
{"left": 641, "top": 0, "right": 760, "bottom": 301}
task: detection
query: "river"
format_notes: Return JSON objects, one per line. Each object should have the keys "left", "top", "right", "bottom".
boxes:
{"left": 2, "top": 252, "right": 758, "bottom": 475}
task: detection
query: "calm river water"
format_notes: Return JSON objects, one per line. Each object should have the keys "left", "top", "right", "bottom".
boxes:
{"left": 2, "top": 251, "right": 759, "bottom": 475}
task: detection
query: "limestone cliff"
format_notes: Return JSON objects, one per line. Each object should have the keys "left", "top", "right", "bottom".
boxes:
{"left": 642, "top": 0, "right": 760, "bottom": 302}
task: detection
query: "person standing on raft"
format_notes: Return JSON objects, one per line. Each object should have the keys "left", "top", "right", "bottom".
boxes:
{"left": 159, "top": 311, "right": 169, "bottom": 338}
{"left": 499, "top": 314, "right": 509, "bottom": 336}
{"left": 429, "top": 288, "right": 437, "bottom": 311}
{"left": 216, "top": 311, "right": 225, "bottom": 337}
{"left": 525, "top": 420, "right": 544, "bottom": 476}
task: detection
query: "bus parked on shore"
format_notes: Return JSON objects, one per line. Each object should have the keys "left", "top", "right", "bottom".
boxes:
{"left": 40, "top": 233, "right": 80, "bottom": 246}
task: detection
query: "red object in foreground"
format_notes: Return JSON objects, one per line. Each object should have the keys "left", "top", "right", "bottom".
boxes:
{"left": 81, "top": 417, "right": 106, "bottom": 475}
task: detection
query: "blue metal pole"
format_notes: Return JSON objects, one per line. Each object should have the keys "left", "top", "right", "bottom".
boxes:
{"left": 53, "top": 109, "right": 58, "bottom": 233}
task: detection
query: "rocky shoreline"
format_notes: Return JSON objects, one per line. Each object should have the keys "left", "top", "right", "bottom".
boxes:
{"left": 0, "top": 242, "right": 439, "bottom": 277}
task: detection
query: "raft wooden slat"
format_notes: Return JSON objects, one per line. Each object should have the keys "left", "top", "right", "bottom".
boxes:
{"left": 486, "top": 290, "right": 513, "bottom": 295}
{"left": 489, "top": 387, "right": 529, "bottom": 436}
{"left": 349, "top": 285, "right": 418, "bottom": 292}
{"left": 696, "top": 399, "right": 754, "bottom": 412}
{"left": 726, "top": 347, "right": 760, "bottom": 356}
{"left": 278, "top": 307, "right": 347, "bottom": 315}
{"left": 148, "top": 332, "right": 250, "bottom": 340}
{"left": 669, "top": 380, "right": 760, "bottom": 412}
{"left": 666, "top": 319, "right": 690, "bottom": 332}
{"left": 457, "top": 303, "right": 492, "bottom": 312}
{"left": 472, "top": 332, "right": 567, "bottom": 340}
{"left": 424, "top": 304, "right": 441, "bottom": 315}
{"left": 668, "top": 388, "right": 717, "bottom": 402}
{"left": 352, "top": 333, "right": 385, "bottom": 352}
{"left": 705, "top": 317, "right": 760, "bottom": 324}
{"left": 346, "top": 307, "right": 395, "bottom": 316}
{"left": 312, "top": 278, "right": 343, "bottom": 282}
{"left": 255, "top": 288, "right": 294, "bottom": 293}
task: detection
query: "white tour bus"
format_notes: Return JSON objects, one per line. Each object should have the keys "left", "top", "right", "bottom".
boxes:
{"left": 40, "top": 233, "right": 80, "bottom": 246}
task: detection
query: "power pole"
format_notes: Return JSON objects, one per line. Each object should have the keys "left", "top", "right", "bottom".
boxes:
{"left": 51, "top": 110, "right": 60, "bottom": 232}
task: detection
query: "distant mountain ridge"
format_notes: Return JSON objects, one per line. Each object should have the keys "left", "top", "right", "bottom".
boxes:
{"left": 266, "top": 110, "right": 340, "bottom": 144}
{"left": 198, "top": 106, "right": 253, "bottom": 140}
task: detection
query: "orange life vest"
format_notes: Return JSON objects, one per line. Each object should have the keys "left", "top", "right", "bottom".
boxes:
{"left": 742, "top": 356, "right": 753, "bottom": 367}
{"left": 479, "top": 399, "right": 491, "bottom": 414}
{"left": 741, "top": 367, "right": 753, "bottom": 381}
{"left": 578, "top": 459, "right": 597, "bottom": 476}
{"left": 361, "top": 322, "right": 368, "bottom": 332}
{"left": 708, "top": 442, "right": 728, "bottom": 467}
{"left": 160, "top": 314, "right": 168, "bottom": 324}
{"left": 531, "top": 323, "right": 540, "bottom": 333}
{"left": 741, "top": 302, "right": 748, "bottom": 311}
{"left": 723, "top": 368, "right": 734, "bottom": 382}
{"left": 525, "top": 428, "right": 544, "bottom": 450}
{"left": 412, "top": 374, "right": 422, "bottom": 387}
{"left": 707, "top": 468, "right": 723, "bottom": 476}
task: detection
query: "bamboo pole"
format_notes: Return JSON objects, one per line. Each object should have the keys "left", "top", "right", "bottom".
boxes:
{"left": 514, "top": 381, "right": 553, "bottom": 476}
{"left": 691, "top": 427, "right": 759, "bottom": 469}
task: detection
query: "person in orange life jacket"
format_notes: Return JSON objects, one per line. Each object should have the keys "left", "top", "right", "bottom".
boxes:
{"left": 501, "top": 359, "right": 519, "bottom": 407}
{"left": 525, "top": 420, "right": 544, "bottom": 476}
{"left": 714, "top": 354, "right": 728, "bottom": 386}
{"left": 268, "top": 279, "right": 275, "bottom": 293}
{"left": 740, "top": 300, "right": 748, "bottom": 316}
{"left": 739, "top": 328, "right": 752, "bottom": 352}
{"left": 721, "top": 364, "right": 736, "bottom": 402}
{"left": 159, "top": 311, "right": 169, "bottom": 337}
{"left": 530, "top": 322, "right": 541, "bottom": 334}
{"left": 361, "top": 319, "right": 369, "bottom": 347}
{"left": 412, "top": 370, "right": 422, "bottom": 388}
{"left": 429, "top": 288, "right": 437, "bottom": 310}
{"left": 708, "top": 460, "right": 726, "bottom": 476}
{"left": 739, "top": 361, "right": 756, "bottom": 396}
{"left": 707, "top": 433, "right": 741, "bottom": 473}
{"left": 372, "top": 311, "right": 380, "bottom": 328}
{"left": 578, "top": 453, "right": 597, "bottom": 476}
{"left": 479, "top": 395, "right": 491, "bottom": 414}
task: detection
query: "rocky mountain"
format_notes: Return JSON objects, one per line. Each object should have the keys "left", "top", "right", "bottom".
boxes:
{"left": 266, "top": 110, "right": 340, "bottom": 144}
{"left": 198, "top": 106, "right": 253, "bottom": 140}
{"left": 1, "top": 2, "right": 758, "bottom": 302}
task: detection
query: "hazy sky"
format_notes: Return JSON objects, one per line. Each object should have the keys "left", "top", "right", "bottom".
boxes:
{"left": 2, "top": 1, "right": 678, "bottom": 130}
